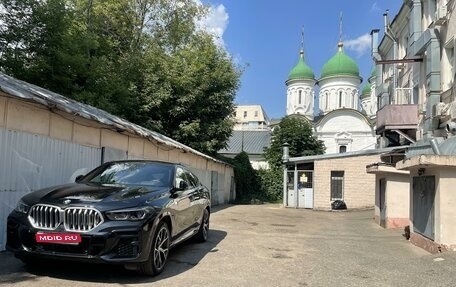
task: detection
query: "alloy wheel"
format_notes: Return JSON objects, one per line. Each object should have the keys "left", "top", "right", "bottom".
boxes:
{"left": 153, "top": 225, "right": 170, "bottom": 271}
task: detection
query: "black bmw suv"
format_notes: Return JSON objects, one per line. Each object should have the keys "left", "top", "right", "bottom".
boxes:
{"left": 6, "top": 160, "right": 211, "bottom": 276}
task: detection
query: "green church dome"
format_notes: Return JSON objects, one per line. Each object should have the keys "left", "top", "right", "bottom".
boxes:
{"left": 361, "top": 82, "right": 371, "bottom": 99}
{"left": 288, "top": 51, "right": 315, "bottom": 80}
{"left": 368, "top": 67, "right": 376, "bottom": 83}
{"left": 320, "top": 43, "right": 360, "bottom": 79}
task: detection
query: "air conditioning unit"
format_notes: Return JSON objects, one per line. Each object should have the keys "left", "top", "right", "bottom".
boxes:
{"left": 435, "top": 5, "right": 447, "bottom": 25}
{"left": 432, "top": 102, "right": 447, "bottom": 118}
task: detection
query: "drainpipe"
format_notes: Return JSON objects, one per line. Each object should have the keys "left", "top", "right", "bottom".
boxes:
{"left": 384, "top": 11, "right": 398, "bottom": 105}
{"left": 371, "top": 29, "right": 382, "bottom": 111}
{"left": 371, "top": 29, "right": 381, "bottom": 62}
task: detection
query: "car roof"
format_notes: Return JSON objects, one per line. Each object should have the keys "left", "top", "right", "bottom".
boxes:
{"left": 103, "top": 160, "right": 184, "bottom": 167}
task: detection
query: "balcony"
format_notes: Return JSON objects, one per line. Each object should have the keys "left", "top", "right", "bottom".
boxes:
{"left": 376, "top": 104, "right": 418, "bottom": 134}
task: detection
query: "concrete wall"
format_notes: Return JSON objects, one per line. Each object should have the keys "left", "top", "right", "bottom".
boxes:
{"left": 373, "top": 172, "right": 410, "bottom": 229}
{"left": 437, "top": 168, "right": 456, "bottom": 248}
{"left": 385, "top": 174, "right": 410, "bottom": 228}
{"left": 0, "top": 93, "right": 234, "bottom": 205}
{"left": 408, "top": 165, "right": 456, "bottom": 253}
{"left": 313, "top": 154, "right": 379, "bottom": 210}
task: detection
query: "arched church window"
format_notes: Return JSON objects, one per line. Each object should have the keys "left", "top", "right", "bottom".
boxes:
{"left": 339, "top": 91, "right": 343, "bottom": 108}
{"left": 325, "top": 92, "right": 329, "bottom": 110}
{"left": 352, "top": 90, "right": 357, "bottom": 109}
{"left": 298, "top": 90, "right": 302, "bottom": 105}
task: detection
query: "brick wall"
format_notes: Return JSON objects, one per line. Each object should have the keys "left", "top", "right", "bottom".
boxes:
{"left": 313, "top": 154, "right": 379, "bottom": 210}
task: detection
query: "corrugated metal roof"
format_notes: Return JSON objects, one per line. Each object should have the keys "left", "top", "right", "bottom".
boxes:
{"left": 287, "top": 146, "right": 405, "bottom": 164}
{"left": 0, "top": 73, "right": 226, "bottom": 164}
{"left": 219, "top": 130, "right": 271, "bottom": 155}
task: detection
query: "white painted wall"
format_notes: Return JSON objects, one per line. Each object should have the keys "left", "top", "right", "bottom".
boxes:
{"left": 315, "top": 110, "right": 376, "bottom": 154}
{"left": 286, "top": 79, "right": 315, "bottom": 118}
{"left": 318, "top": 77, "right": 361, "bottom": 114}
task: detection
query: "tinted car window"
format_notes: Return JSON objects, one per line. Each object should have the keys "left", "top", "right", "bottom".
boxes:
{"left": 185, "top": 171, "right": 200, "bottom": 187}
{"left": 175, "top": 167, "right": 188, "bottom": 189}
{"left": 83, "top": 162, "right": 173, "bottom": 187}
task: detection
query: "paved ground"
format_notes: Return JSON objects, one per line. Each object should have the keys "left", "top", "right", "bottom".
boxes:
{"left": 1, "top": 204, "right": 456, "bottom": 287}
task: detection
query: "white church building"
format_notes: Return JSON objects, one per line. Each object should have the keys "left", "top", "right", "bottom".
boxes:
{"left": 286, "top": 39, "right": 377, "bottom": 154}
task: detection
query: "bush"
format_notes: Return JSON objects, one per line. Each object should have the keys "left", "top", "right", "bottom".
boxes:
{"left": 232, "top": 151, "right": 261, "bottom": 203}
{"left": 217, "top": 152, "right": 283, "bottom": 203}
{"left": 257, "top": 168, "right": 283, "bottom": 202}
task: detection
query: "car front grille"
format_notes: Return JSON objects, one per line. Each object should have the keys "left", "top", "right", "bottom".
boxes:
{"left": 64, "top": 207, "right": 103, "bottom": 232}
{"left": 28, "top": 204, "right": 103, "bottom": 232}
{"left": 29, "top": 205, "right": 62, "bottom": 230}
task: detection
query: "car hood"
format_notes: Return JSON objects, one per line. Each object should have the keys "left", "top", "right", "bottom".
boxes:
{"left": 22, "top": 182, "right": 171, "bottom": 207}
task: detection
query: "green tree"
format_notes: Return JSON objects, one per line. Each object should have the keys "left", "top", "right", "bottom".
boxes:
{"left": 257, "top": 168, "right": 283, "bottom": 202}
{"left": 141, "top": 33, "right": 240, "bottom": 155}
{"left": 264, "top": 116, "right": 325, "bottom": 170}
{"left": 231, "top": 151, "right": 260, "bottom": 202}
{"left": 0, "top": 0, "right": 241, "bottom": 155}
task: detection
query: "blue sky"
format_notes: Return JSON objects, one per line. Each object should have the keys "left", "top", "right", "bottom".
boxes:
{"left": 200, "top": 1, "right": 402, "bottom": 119}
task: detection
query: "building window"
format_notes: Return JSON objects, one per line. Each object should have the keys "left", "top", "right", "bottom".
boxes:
{"left": 443, "top": 38, "right": 455, "bottom": 91}
{"left": 339, "top": 91, "right": 343, "bottom": 108}
{"left": 243, "top": 111, "right": 247, "bottom": 118}
{"left": 339, "top": 145, "right": 347, "bottom": 153}
{"left": 331, "top": 171, "right": 344, "bottom": 200}
{"left": 325, "top": 92, "right": 329, "bottom": 110}
{"left": 298, "top": 90, "right": 302, "bottom": 104}
{"left": 254, "top": 110, "right": 258, "bottom": 117}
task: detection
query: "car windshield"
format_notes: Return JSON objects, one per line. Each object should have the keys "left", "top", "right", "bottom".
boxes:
{"left": 82, "top": 162, "right": 173, "bottom": 187}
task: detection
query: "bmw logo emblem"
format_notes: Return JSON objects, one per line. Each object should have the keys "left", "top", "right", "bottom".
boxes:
{"left": 63, "top": 199, "right": 71, "bottom": 205}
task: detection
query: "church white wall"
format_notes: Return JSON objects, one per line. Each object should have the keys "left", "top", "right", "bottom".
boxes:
{"left": 318, "top": 133, "right": 376, "bottom": 153}
{"left": 315, "top": 112, "right": 376, "bottom": 154}
{"left": 286, "top": 80, "right": 315, "bottom": 117}
{"left": 318, "top": 77, "right": 361, "bottom": 114}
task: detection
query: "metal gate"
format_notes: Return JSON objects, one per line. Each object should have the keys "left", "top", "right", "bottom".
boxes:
{"left": 286, "top": 171, "right": 295, "bottom": 207}
{"left": 412, "top": 176, "right": 435, "bottom": 240}
{"left": 286, "top": 170, "right": 313, "bottom": 209}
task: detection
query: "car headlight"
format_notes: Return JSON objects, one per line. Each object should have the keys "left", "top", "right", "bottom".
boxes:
{"left": 15, "top": 200, "right": 30, "bottom": 214}
{"left": 105, "top": 207, "right": 155, "bottom": 221}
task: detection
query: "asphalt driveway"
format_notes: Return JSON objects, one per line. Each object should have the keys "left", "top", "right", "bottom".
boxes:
{"left": 1, "top": 204, "right": 456, "bottom": 287}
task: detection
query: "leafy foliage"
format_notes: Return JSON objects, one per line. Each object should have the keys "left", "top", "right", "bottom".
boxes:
{"left": 231, "top": 151, "right": 261, "bottom": 203}
{"left": 0, "top": 0, "right": 240, "bottom": 155}
{"left": 141, "top": 33, "right": 240, "bottom": 154}
{"left": 264, "top": 116, "right": 325, "bottom": 170}
{"left": 257, "top": 168, "right": 283, "bottom": 202}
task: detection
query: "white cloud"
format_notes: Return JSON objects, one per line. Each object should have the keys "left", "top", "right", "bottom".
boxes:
{"left": 370, "top": 2, "right": 381, "bottom": 13}
{"left": 344, "top": 33, "right": 371, "bottom": 57}
{"left": 197, "top": 4, "right": 229, "bottom": 48}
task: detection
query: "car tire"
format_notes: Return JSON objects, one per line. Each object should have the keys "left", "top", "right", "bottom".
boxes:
{"left": 194, "top": 208, "right": 209, "bottom": 243}
{"left": 138, "top": 221, "right": 170, "bottom": 276}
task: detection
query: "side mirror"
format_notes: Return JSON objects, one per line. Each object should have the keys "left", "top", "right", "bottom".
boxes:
{"left": 171, "top": 181, "right": 189, "bottom": 195}
{"left": 75, "top": 175, "right": 84, "bottom": 183}
{"left": 179, "top": 180, "right": 188, "bottom": 190}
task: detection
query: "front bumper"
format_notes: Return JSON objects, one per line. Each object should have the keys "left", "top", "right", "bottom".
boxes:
{"left": 6, "top": 212, "right": 155, "bottom": 264}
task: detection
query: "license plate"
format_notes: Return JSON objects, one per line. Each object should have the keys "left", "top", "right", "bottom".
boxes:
{"left": 35, "top": 233, "right": 81, "bottom": 244}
